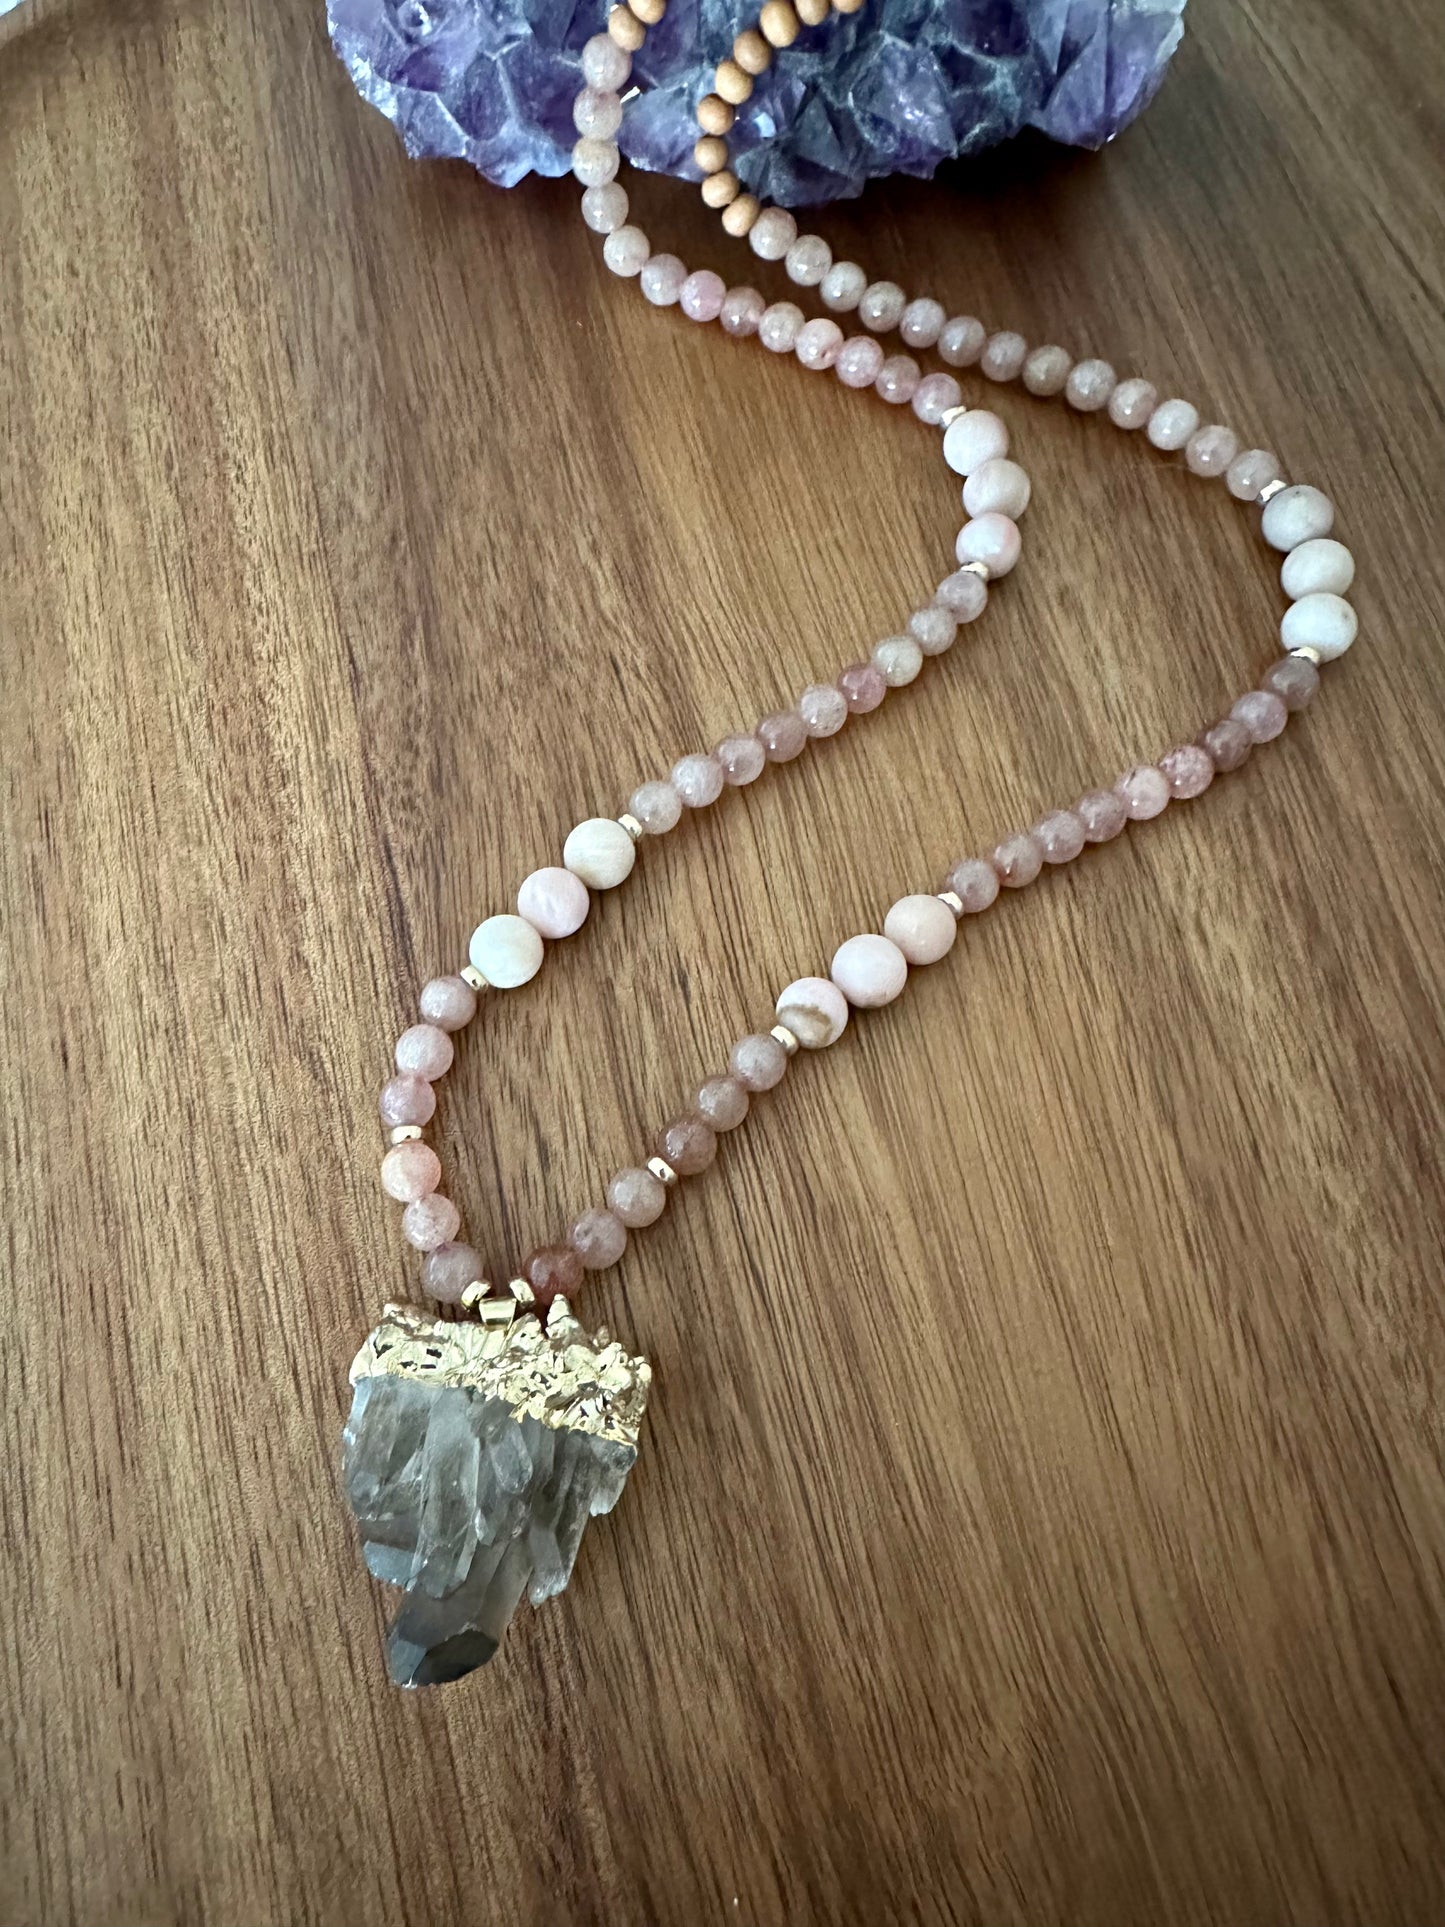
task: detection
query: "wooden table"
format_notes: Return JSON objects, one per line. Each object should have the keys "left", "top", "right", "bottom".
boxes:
{"left": 5, "top": 0, "right": 1444, "bottom": 1920}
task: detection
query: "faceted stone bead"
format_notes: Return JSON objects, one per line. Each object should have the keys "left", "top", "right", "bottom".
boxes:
{"left": 1231, "top": 690, "right": 1289, "bottom": 742}
{"left": 419, "top": 975, "right": 478, "bottom": 1031}
{"left": 421, "top": 1241, "right": 486, "bottom": 1304}
{"left": 396, "top": 1023, "right": 454, "bottom": 1080}
{"left": 381, "top": 1140, "right": 442, "bottom": 1203}
{"left": 1200, "top": 718, "right": 1253, "bottom": 772}
{"left": 835, "top": 336, "right": 885, "bottom": 388}
{"left": 946, "top": 856, "right": 1000, "bottom": 912}
{"left": 775, "top": 976, "right": 849, "bottom": 1048}
{"left": 628, "top": 781, "right": 683, "bottom": 834}
{"left": 758, "top": 711, "right": 807, "bottom": 761}
{"left": 1023, "top": 345, "right": 1071, "bottom": 396}
{"left": 524, "top": 1244, "right": 584, "bottom": 1305}
{"left": 909, "top": 605, "right": 956, "bottom": 655}
{"left": 933, "top": 571, "right": 989, "bottom": 622}
{"left": 1158, "top": 744, "right": 1215, "bottom": 798}
{"left": 1065, "top": 358, "right": 1115, "bottom": 411}
{"left": 1033, "top": 811, "right": 1086, "bottom": 863}
{"left": 680, "top": 269, "right": 726, "bottom": 322}
{"left": 838, "top": 664, "right": 886, "bottom": 713}
{"left": 1185, "top": 424, "right": 1239, "bottom": 476}
{"left": 697, "top": 1075, "right": 750, "bottom": 1130}
{"left": 1116, "top": 766, "right": 1171, "bottom": 819}
{"left": 569, "top": 1209, "right": 628, "bottom": 1271}
{"left": 730, "top": 1033, "right": 789, "bottom": 1091}
{"left": 716, "top": 734, "right": 766, "bottom": 785}
{"left": 937, "top": 316, "right": 986, "bottom": 367}
{"left": 671, "top": 753, "right": 725, "bottom": 807}
{"left": 607, "top": 1166, "right": 667, "bottom": 1227}
{"left": 992, "top": 832, "right": 1044, "bottom": 886}
{"left": 1262, "top": 654, "right": 1321, "bottom": 710}
{"left": 380, "top": 1072, "right": 437, "bottom": 1128}
{"left": 799, "top": 684, "right": 848, "bottom": 736}
{"left": 911, "top": 373, "right": 963, "bottom": 424}
{"left": 1075, "top": 790, "right": 1128, "bottom": 842}
{"left": 402, "top": 1194, "right": 462, "bottom": 1251}
{"left": 656, "top": 1116, "right": 718, "bottom": 1175}
{"left": 1107, "top": 378, "right": 1157, "bottom": 429}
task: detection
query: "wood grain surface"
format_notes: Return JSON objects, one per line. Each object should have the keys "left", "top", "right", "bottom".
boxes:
{"left": 4, "top": 0, "right": 1445, "bottom": 1920}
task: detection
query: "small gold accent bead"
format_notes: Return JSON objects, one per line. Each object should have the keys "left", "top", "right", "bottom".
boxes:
{"left": 1258, "top": 477, "right": 1288, "bottom": 505}
{"left": 508, "top": 1275, "right": 537, "bottom": 1307}
{"left": 733, "top": 27, "right": 771, "bottom": 73}
{"left": 770, "top": 1023, "right": 800, "bottom": 1057}
{"left": 460, "top": 1280, "right": 494, "bottom": 1311}
{"left": 937, "top": 890, "right": 965, "bottom": 917}
{"left": 714, "top": 58, "right": 753, "bottom": 105}
{"left": 701, "top": 170, "right": 740, "bottom": 210}
{"left": 608, "top": 3, "right": 646, "bottom": 48}
{"left": 959, "top": 560, "right": 990, "bottom": 580}
{"left": 388, "top": 1124, "right": 423, "bottom": 1145}
{"left": 460, "top": 964, "right": 486, "bottom": 991}
{"left": 1289, "top": 645, "right": 1323, "bottom": 666}
{"left": 617, "top": 812, "right": 644, "bottom": 842}
{"left": 647, "top": 1155, "right": 679, "bottom": 1188}
{"left": 694, "top": 134, "right": 729, "bottom": 174}
{"left": 939, "top": 405, "right": 967, "bottom": 427}
{"left": 696, "top": 93, "right": 735, "bottom": 136}
{"left": 721, "top": 191, "right": 761, "bottom": 238}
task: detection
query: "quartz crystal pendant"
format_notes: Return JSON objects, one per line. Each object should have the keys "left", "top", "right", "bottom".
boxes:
{"left": 342, "top": 1298, "right": 651, "bottom": 1686}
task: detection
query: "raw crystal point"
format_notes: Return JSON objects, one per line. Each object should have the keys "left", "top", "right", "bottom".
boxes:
{"left": 342, "top": 1299, "right": 650, "bottom": 1686}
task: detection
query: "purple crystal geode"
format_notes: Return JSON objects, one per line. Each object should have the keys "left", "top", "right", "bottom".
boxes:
{"left": 328, "top": 0, "right": 1186, "bottom": 208}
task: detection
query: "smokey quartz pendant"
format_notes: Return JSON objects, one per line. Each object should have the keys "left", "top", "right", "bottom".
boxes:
{"left": 342, "top": 1298, "right": 651, "bottom": 1687}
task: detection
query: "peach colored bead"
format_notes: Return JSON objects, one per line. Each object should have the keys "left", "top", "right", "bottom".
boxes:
{"left": 680, "top": 268, "right": 726, "bottom": 321}
{"left": 830, "top": 933, "right": 908, "bottom": 1008}
{"left": 714, "top": 58, "right": 753, "bottom": 104}
{"left": 582, "top": 31, "right": 631, "bottom": 88}
{"left": 934, "top": 570, "right": 989, "bottom": 621}
{"left": 1116, "top": 765, "right": 1171, "bottom": 819}
{"left": 908, "top": 605, "right": 956, "bottom": 655}
{"left": 911, "top": 373, "right": 963, "bottom": 424}
{"left": 872, "top": 636, "right": 922, "bottom": 687}
{"left": 717, "top": 734, "right": 766, "bottom": 785}
{"left": 609, "top": 3, "right": 646, "bottom": 48}
{"left": 1200, "top": 718, "right": 1253, "bottom": 772}
{"left": 701, "top": 170, "right": 740, "bottom": 209}
{"left": 381, "top": 1140, "right": 442, "bottom": 1203}
{"left": 1262, "top": 654, "right": 1321, "bottom": 710}
{"left": 835, "top": 335, "right": 885, "bottom": 388}
{"left": 775, "top": 976, "right": 849, "bottom": 1048}
{"left": 395, "top": 1023, "right": 453, "bottom": 1080}
{"left": 608, "top": 1167, "right": 667, "bottom": 1227}
{"left": 629, "top": 780, "right": 683, "bottom": 833}
{"left": 1231, "top": 689, "right": 1288, "bottom": 742}
{"left": 379, "top": 1072, "right": 436, "bottom": 1128}
{"left": 569, "top": 1208, "right": 628, "bottom": 1270}
{"left": 759, "top": 302, "right": 804, "bottom": 353}
{"left": 980, "top": 331, "right": 1027, "bottom": 382}
{"left": 517, "top": 866, "right": 590, "bottom": 939}
{"left": 721, "top": 193, "right": 762, "bottom": 238}
{"left": 402, "top": 1194, "right": 461, "bottom": 1252}
{"left": 900, "top": 297, "right": 946, "bottom": 348}
{"left": 693, "top": 134, "right": 728, "bottom": 172}
{"left": 419, "top": 975, "right": 477, "bottom": 1031}
{"left": 1075, "top": 789, "right": 1128, "bottom": 842}
{"left": 602, "top": 226, "right": 650, "bottom": 276}
{"left": 795, "top": 317, "right": 844, "bottom": 370}
{"left": 858, "top": 280, "right": 906, "bottom": 332}
{"left": 946, "top": 856, "right": 1000, "bottom": 912}
{"left": 883, "top": 894, "right": 957, "bottom": 965}
{"left": 938, "top": 315, "right": 986, "bottom": 366}
{"left": 572, "top": 136, "right": 620, "bottom": 185}
{"left": 1107, "top": 377, "right": 1157, "bottom": 430}
{"left": 750, "top": 207, "right": 797, "bottom": 260}
{"left": 759, "top": 711, "right": 808, "bottom": 761}
{"left": 1023, "top": 345, "right": 1071, "bottom": 396}
{"left": 962, "top": 458, "right": 1031, "bottom": 520}
{"left": 992, "top": 832, "right": 1044, "bottom": 886}
{"left": 759, "top": 0, "right": 800, "bottom": 46}
{"left": 875, "top": 355, "right": 920, "bottom": 404}
{"left": 730, "top": 1033, "right": 789, "bottom": 1091}
{"left": 695, "top": 91, "right": 733, "bottom": 134}
{"left": 1146, "top": 398, "right": 1200, "bottom": 451}
{"left": 656, "top": 1115, "right": 718, "bottom": 1175}
{"left": 799, "top": 683, "right": 848, "bottom": 736}
{"left": 838, "top": 663, "right": 886, "bottom": 712}
{"left": 820, "top": 260, "right": 867, "bottom": 311}
{"left": 581, "top": 181, "right": 628, "bottom": 233}
{"left": 732, "top": 26, "right": 771, "bottom": 73}
{"left": 719, "top": 286, "right": 765, "bottom": 336}
{"left": 573, "top": 87, "right": 622, "bottom": 138}
{"left": 524, "top": 1244, "right": 583, "bottom": 1305}
{"left": 1227, "top": 447, "right": 1281, "bottom": 500}
{"left": 640, "top": 253, "right": 687, "bottom": 306}
{"left": 672, "top": 752, "right": 725, "bottom": 807}
{"left": 786, "top": 233, "right": 832, "bottom": 285}
{"left": 942, "top": 409, "right": 1009, "bottom": 476}
{"left": 1033, "top": 810, "right": 1086, "bottom": 863}
{"left": 697, "top": 1075, "right": 750, "bottom": 1130}
{"left": 956, "top": 512, "right": 1021, "bottom": 577}
{"left": 421, "top": 1242, "right": 485, "bottom": 1305}
{"left": 1185, "top": 424, "right": 1240, "bottom": 477}
{"left": 1158, "top": 744, "right": 1215, "bottom": 798}
{"left": 1064, "top": 358, "right": 1115, "bottom": 411}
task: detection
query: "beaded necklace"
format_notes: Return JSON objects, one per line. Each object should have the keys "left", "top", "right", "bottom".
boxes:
{"left": 341, "top": 0, "right": 1358, "bottom": 1687}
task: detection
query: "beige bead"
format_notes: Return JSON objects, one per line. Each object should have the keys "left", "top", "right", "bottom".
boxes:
{"left": 701, "top": 170, "right": 740, "bottom": 208}
{"left": 759, "top": 0, "right": 800, "bottom": 45}
{"left": 796, "top": 0, "right": 829, "bottom": 20}
{"left": 883, "top": 894, "right": 958, "bottom": 965}
{"left": 694, "top": 135, "right": 728, "bottom": 173}
{"left": 776, "top": 977, "right": 849, "bottom": 1049}
{"left": 721, "top": 192, "right": 761, "bottom": 237}
{"left": 563, "top": 817, "right": 636, "bottom": 889}
{"left": 696, "top": 93, "right": 735, "bottom": 135}
{"left": 629, "top": 0, "right": 666, "bottom": 20}
{"left": 833, "top": 0, "right": 864, "bottom": 13}
{"left": 871, "top": 635, "right": 923, "bottom": 687}
{"left": 608, "top": 3, "right": 646, "bottom": 48}
{"left": 468, "top": 914, "right": 544, "bottom": 989}
{"left": 733, "top": 27, "right": 771, "bottom": 72}
{"left": 714, "top": 58, "right": 753, "bottom": 104}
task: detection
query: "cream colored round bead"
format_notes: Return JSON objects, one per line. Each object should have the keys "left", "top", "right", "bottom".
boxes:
{"left": 1262, "top": 484, "right": 1335, "bottom": 552}
{"left": 1022, "top": 345, "right": 1071, "bottom": 396}
{"left": 700, "top": 170, "right": 740, "bottom": 209}
{"left": 629, "top": 0, "right": 666, "bottom": 21}
{"left": 563, "top": 817, "right": 637, "bottom": 889}
{"left": 942, "top": 409, "right": 1009, "bottom": 476}
{"left": 696, "top": 93, "right": 735, "bottom": 135}
{"left": 694, "top": 135, "right": 729, "bottom": 173}
{"left": 830, "top": 934, "right": 908, "bottom": 1009}
{"left": 796, "top": 0, "right": 829, "bottom": 20}
{"left": 759, "top": 0, "right": 800, "bottom": 45}
{"left": 608, "top": 3, "right": 646, "bottom": 48}
{"left": 882, "top": 894, "right": 957, "bottom": 966}
{"left": 750, "top": 206, "right": 798, "bottom": 260}
{"left": 721, "top": 193, "right": 761, "bottom": 238}
{"left": 962, "top": 457, "right": 1031, "bottom": 520}
{"left": 1280, "top": 537, "right": 1355, "bottom": 600}
{"left": 714, "top": 58, "right": 753, "bottom": 104}
{"left": 469, "top": 914, "right": 544, "bottom": 989}
{"left": 1146, "top": 398, "right": 1200, "bottom": 451}
{"left": 775, "top": 976, "right": 849, "bottom": 1049}
{"left": 1064, "top": 358, "right": 1115, "bottom": 411}
{"left": 732, "top": 26, "right": 771, "bottom": 72}
{"left": 871, "top": 635, "right": 924, "bottom": 687}
{"left": 1280, "top": 592, "right": 1357, "bottom": 661}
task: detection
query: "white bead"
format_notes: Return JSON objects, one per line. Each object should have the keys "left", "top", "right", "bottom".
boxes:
{"left": 871, "top": 636, "right": 923, "bottom": 687}
{"left": 955, "top": 512, "right": 1021, "bottom": 577}
{"left": 882, "top": 895, "right": 957, "bottom": 965}
{"left": 602, "top": 225, "right": 650, "bottom": 277}
{"left": 580, "top": 182, "right": 628, "bottom": 233}
{"left": 830, "top": 933, "right": 908, "bottom": 1009}
{"left": 1280, "top": 539, "right": 1355, "bottom": 603}
{"left": 563, "top": 817, "right": 637, "bottom": 888}
{"left": 469, "top": 914, "right": 544, "bottom": 989}
{"left": 819, "top": 260, "right": 866, "bottom": 312}
{"left": 1261, "top": 484, "right": 1334, "bottom": 552}
{"left": 1146, "top": 398, "right": 1200, "bottom": 451}
{"left": 775, "top": 976, "right": 849, "bottom": 1049}
{"left": 749, "top": 206, "right": 797, "bottom": 260}
{"left": 1280, "top": 592, "right": 1357, "bottom": 661}
{"left": 962, "top": 457, "right": 1031, "bottom": 520}
{"left": 785, "top": 234, "right": 832, "bottom": 286}
{"left": 571, "top": 137, "right": 620, "bottom": 186}
{"left": 942, "top": 409, "right": 1009, "bottom": 476}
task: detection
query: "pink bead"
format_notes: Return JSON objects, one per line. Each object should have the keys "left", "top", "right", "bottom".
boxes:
{"left": 569, "top": 1207, "right": 628, "bottom": 1271}
{"left": 883, "top": 894, "right": 957, "bottom": 965}
{"left": 680, "top": 269, "right": 726, "bottom": 322}
{"left": 830, "top": 933, "right": 908, "bottom": 1008}
{"left": 1185, "top": 424, "right": 1240, "bottom": 477}
{"left": 758, "top": 301, "right": 804, "bottom": 353}
{"left": 672, "top": 752, "right": 725, "bottom": 807}
{"left": 838, "top": 663, "right": 886, "bottom": 713}
{"left": 1107, "top": 378, "right": 1158, "bottom": 430}
{"left": 1033, "top": 810, "right": 1086, "bottom": 864}
{"left": 899, "top": 297, "right": 946, "bottom": 347}
{"left": 656, "top": 1115, "right": 717, "bottom": 1176}
{"left": 1064, "top": 359, "right": 1115, "bottom": 411}
{"left": 934, "top": 571, "right": 988, "bottom": 622}
{"left": 1158, "top": 744, "right": 1215, "bottom": 799}
{"left": 858, "top": 280, "right": 906, "bottom": 331}
{"left": 835, "top": 336, "right": 885, "bottom": 388}
{"left": 956, "top": 513, "right": 1021, "bottom": 577}
{"left": 1226, "top": 447, "right": 1281, "bottom": 501}
{"left": 381, "top": 1140, "right": 442, "bottom": 1203}
{"left": 911, "top": 372, "right": 963, "bottom": 424}
{"left": 1200, "top": 718, "right": 1253, "bottom": 772}
{"left": 517, "top": 866, "right": 590, "bottom": 939}
{"left": 640, "top": 253, "right": 687, "bottom": 306}
{"left": 758, "top": 710, "right": 807, "bottom": 761}
{"left": 629, "top": 780, "right": 683, "bottom": 833}
{"left": 608, "top": 1167, "right": 667, "bottom": 1228}
{"left": 524, "top": 1244, "right": 583, "bottom": 1306}
{"left": 875, "top": 355, "right": 920, "bottom": 404}
{"left": 395, "top": 1023, "right": 453, "bottom": 1080}
{"left": 1022, "top": 345, "right": 1071, "bottom": 396}
{"left": 421, "top": 1242, "right": 485, "bottom": 1305}
{"left": 580, "top": 182, "right": 628, "bottom": 233}
{"left": 419, "top": 975, "right": 477, "bottom": 1032}
{"left": 720, "top": 286, "right": 765, "bottom": 337}
{"left": 730, "top": 1032, "right": 789, "bottom": 1092}
{"left": 402, "top": 1193, "right": 461, "bottom": 1251}
{"left": 379, "top": 1072, "right": 436, "bottom": 1128}
{"left": 697, "top": 1075, "right": 750, "bottom": 1131}
{"left": 908, "top": 605, "right": 956, "bottom": 656}
{"left": 1261, "top": 655, "right": 1321, "bottom": 710}
{"left": 573, "top": 86, "right": 622, "bottom": 138}
{"left": 980, "top": 331, "right": 1027, "bottom": 382}
{"left": 1075, "top": 790, "right": 1128, "bottom": 842}
{"left": 1231, "top": 689, "right": 1289, "bottom": 742}
{"left": 946, "top": 856, "right": 1000, "bottom": 913}
{"left": 992, "top": 832, "right": 1044, "bottom": 887}
{"left": 795, "top": 317, "right": 844, "bottom": 370}
{"left": 716, "top": 734, "right": 766, "bottom": 785}
{"left": 1116, "top": 765, "right": 1171, "bottom": 820}
{"left": 799, "top": 684, "right": 848, "bottom": 736}
{"left": 938, "top": 315, "right": 985, "bottom": 367}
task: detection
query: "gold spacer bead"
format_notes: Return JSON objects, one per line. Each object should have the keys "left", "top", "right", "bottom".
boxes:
{"left": 460, "top": 964, "right": 486, "bottom": 991}
{"left": 733, "top": 27, "right": 772, "bottom": 74}
{"left": 460, "top": 1279, "right": 495, "bottom": 1312}
{"left": 608, "top": 4, "right": 646, "bottom": 49}
{"left": 617, "top": 812, "right": 644, "bottom": 842}
{"left": 959, "top": 560, "right": 991, "bottom": 580}
{"left": 759, "top": 0, "right": 800, "bottom": 48}
{"left": 629, "top": 0, "right": 666, "bottom": 21}
{"left": 796, "top": 0, "right": 829, "bottom": 22}
{"left": 647, "top": 1156, "right": 679, "bottom": 1188}
{"left": 508, "top": 1274, "right": 537, "bottom": 1307}
{"left": 721, "top": 191, "right": 761, "bottom": 238}
{"left": 701, "top": 170, "right": 740, "bottom": 210}
{"left": 696, "top": 93, "right": 736, "bottom": 136}
{"left": 714, "top": 58, "right": 754, "bottom": 105}
{"left": 388, "top": 1124, "right": 423, "bottom": 1145}
{"left": 939, "top": 405, "right": 967, "bottom": 427}
{"left": 1289, "top": 645, "right": 1323, "bottom": 666}
{"left": 694, "top": 134, "right": 729, "bottom": 174}
{"left": 770, "top": 1023, "right": 800, "bottom": 1057}
{"left": 937, "top": 890, "right": 965, "bottom": 918}
{"left": 1258, "top": 477, "right": 1288, "bottom": 505}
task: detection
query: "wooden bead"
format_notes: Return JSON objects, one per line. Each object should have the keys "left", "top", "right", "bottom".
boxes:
{"left": 696, "top": 93, "right": 736, "bottom": 136}
{"left": 832, "top": 0, "right": 864, "bottom": 13}
{"left": 693, "top": 135, "right": 729, "bottom": 174}
{"left": 629, "top": 0, "right": 666, "bottom": 20}
{"left": 607, "top": 3, "right": 646, "bottom": 48}
{"left": 714, "top": 59, "right": 753, "bottom": 105}
{"left": 700, "top": 170, "right": 740, "bottom": 209}
{"left": 733, "top": 28, "right": 772, "bottom": 73}
{"left": 720, "top": 192, "right": 761, "bottom": 237}
{"left": 759, "top": 0, "right": 800, "bottom": 46}
{"left": 796, "top": 0, "right": 829, "bottom": 21}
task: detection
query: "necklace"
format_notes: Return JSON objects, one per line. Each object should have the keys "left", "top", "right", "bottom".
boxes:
{"left": 340, "top": 0, "right": 1358, "bottom": 1689}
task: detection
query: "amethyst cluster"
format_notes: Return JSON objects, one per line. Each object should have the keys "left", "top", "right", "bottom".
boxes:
{"left": 328, "top": 0, "right": 1185, "bottom": 207}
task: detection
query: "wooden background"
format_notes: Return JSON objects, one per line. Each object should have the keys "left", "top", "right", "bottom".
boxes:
{"left": 4, "top": 0, "right": 1444, "bottom": 1920}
